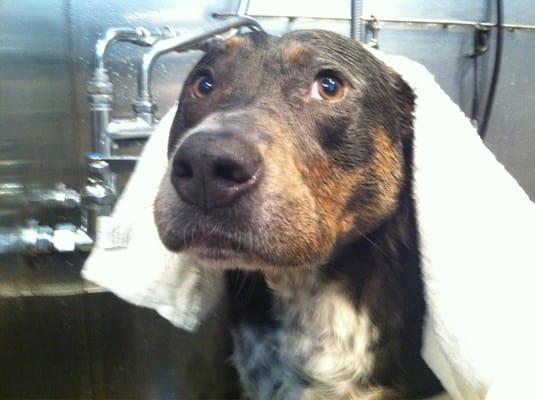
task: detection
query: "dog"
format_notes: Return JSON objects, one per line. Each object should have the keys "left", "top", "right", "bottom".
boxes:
{"left": 154, "top": 30, "right": 443, "bottom": 399}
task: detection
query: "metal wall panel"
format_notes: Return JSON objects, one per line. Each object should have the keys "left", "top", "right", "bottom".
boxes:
{"left": 360, "top": 0, "right": 535, "bottom": 198}
{"left": 2, "top": 0, "right": 532, "bottom": 200}
{"left": 0, "top": 0, "right": 77, "bottom": 188}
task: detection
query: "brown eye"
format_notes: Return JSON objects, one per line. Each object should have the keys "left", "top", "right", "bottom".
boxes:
{"left": 311, "top": 74, "right": 344, "bottom": 100}
{"left": 191, "top": 75, "right": 215, "bottom": 98}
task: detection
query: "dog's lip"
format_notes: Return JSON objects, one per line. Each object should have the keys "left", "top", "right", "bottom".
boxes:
{"left": 182, "top": 229, "right": 248, "bottom": 253}
{"left": 189, "top": 246, "right": 243, "bottom": 261}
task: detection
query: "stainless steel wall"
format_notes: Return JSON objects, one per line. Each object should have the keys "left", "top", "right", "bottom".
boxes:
{"left": 1, "top": 0, "right": 533, "bottom": 203}
{"left": 362, "top": 0, "right": 535, "bottom": 199}
{"left": 0, "top": 0, "right": 237, "bottom": 226}
{"left": 0, "top": 1, "right": 78, "bottom": 198}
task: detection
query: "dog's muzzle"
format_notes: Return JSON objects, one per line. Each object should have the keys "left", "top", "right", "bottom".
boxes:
{"left": 171, "top": 130, "right": 263, "bottom": 210}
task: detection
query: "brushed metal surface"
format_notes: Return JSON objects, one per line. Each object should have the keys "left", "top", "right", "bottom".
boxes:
{"left": 361, "top": 0, "right": 535, "bottom": 198}
{"left": 0, "top": 0, "right": 78, "bottom": 189}
{"left": 1, "top": 0, "right": 533, "bottom": 199}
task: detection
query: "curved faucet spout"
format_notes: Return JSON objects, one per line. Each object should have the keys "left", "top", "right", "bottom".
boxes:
{"left": 94, "top": 26, "right": 153, "bottom": 71}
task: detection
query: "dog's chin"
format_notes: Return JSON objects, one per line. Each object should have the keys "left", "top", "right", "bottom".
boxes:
{"left": 159, "top": 229, "right": 318, "bottom": 272}
{"left": 185, "top": 247, "right": 267, "bottom": 271}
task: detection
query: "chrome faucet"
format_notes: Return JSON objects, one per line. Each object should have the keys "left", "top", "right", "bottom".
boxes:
{"left": 88, "top": 16, "right": 262, "bottom": 161}
{"left": 80, "top": 159, "right": 116, "bottom": 241}
{"left": 87, "top": 26, "right": 174, "bottom": 158}
{"left": 0, "top": 6, "right": 263, "bottom": 255}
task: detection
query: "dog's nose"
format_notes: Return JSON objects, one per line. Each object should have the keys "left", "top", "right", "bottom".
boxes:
{"left": 171, "top": 131, "right": 262, "bottom": 209}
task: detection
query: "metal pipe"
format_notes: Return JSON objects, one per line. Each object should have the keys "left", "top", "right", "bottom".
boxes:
{"left": 107, "top": 117, "right": 154, "bottom": 140}
{"left": 213, "top": 12, "right": 535, "bottom": 32}
{"left": 361, "top": 17, "right": 535, "bottom": 32}
{"left": 137, "top": 16, "right": 263, "bottom": 107}
{"left": 87, "top": 90, "right": 113, "bottom": 155}
{"left": 86, "top": 154, "right": 139, "bottom": 174}
{"left": 0, "top": 221, "right": 93, "bottom": 254}
{"left": 350, "top": 0, "right": 363, "bottom": 40}
{"left": 89, "top": 26, "right": 172, "bottom": 155}
{"left": 80, "top": 159, "right": 115, "bottom": 241}
{"left": 94, "top": 26, "right": 153, "bottom": 71}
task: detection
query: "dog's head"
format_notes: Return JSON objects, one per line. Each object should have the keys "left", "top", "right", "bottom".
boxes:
{"left": 154, "top": 30, "right": 414, "bottom": 271}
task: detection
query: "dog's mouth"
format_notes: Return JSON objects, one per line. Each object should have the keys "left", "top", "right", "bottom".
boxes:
{"left": 186, "top": 231, "right": 246, "bottom": 254}
{"left": 172, "top": 221, "right": 262, "bottom": 262}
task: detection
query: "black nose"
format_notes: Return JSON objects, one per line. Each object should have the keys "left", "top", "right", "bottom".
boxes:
{"left": 171, "top": 131, "right": 262, "bottom": 209}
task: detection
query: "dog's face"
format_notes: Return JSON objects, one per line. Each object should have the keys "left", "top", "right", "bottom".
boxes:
{"left": 155, "top": 30, "right": 414, "bottom": 270}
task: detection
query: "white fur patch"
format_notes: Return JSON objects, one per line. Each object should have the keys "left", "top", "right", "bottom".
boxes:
{"left": 233, "top": 272, "right": 383, "bottom": 399}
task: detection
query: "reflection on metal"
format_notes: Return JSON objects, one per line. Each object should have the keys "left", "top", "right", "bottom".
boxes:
{"left": 0, "top": 159, "right": 114, "bottom": 253}
{"left": 0, "top": 183, "right": 80, "bottom": 212}
{"left": 80, "top": 159, "right": 115, "bottom": 240}
{"left": 0, "top": 220, "right": 92, "bottom": 254}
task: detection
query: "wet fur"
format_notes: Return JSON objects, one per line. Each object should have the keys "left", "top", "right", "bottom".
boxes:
{"left": 154, "top": 30, "right": 443, "bottom": 399}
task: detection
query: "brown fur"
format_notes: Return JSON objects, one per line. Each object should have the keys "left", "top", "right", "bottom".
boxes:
{"left": 284, "top": 41, "right": 312, "bottom": 65}
{"left": 223, "top": 35, "right": 249, "bottom": 55}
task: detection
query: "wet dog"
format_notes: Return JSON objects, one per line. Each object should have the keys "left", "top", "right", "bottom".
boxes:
{"left": 155, "top": 30, "right": 442, "bottom": 399}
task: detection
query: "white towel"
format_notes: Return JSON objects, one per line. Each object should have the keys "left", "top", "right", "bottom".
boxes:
{"left": 81, "top": 105, "right": 224, "bottom": 331}
{"left": 82, "top": 51, "right": 535, "bottom": 399}
{"left": 373, "top": 50, "right": 535, "bottom": 399}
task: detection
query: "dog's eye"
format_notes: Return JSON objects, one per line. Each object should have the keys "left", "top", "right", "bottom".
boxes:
{"left": 191, "top": 75, "right": 215, "bottom": 98}
{"left": 311, "top": 74, "right": 344, "bottom": 101}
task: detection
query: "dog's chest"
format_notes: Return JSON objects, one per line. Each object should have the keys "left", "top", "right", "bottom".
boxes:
{"left": 232, "top": 276, "right": 381, "bottom": 399}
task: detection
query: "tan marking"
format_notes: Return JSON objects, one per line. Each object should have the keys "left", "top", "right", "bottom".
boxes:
{"left": 289, "top": 127, "right": 404, "bottom": 247}
{"left": 283, "top": 42, "right": 311, "bottom": 64}
{"left": 254, "top": 115, "right": 331, "bottom": 265}
{"left": 369, "top": 129, "right": 403, "bottom": 216}
{"left": 300, "top": 152, "right": 365, "bottom": 238}
{"left": 222, "top": 35, "right": 248, "bottom": 55}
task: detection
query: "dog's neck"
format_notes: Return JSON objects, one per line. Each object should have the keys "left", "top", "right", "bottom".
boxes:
{"left": 251, "top": 188, "right": 424, "bottom": 398}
